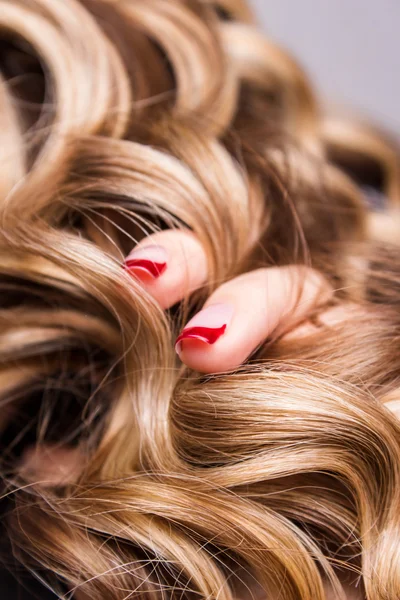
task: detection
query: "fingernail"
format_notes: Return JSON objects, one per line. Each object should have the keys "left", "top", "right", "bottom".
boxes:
{"left": 175, "top": 303, "right": 234, "bottom": 355}
{"left": 124, "top": 245, "right": 168, "bottom": 280}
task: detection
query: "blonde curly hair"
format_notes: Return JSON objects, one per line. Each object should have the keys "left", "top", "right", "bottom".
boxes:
{"left": 1, "top": 1, "right": 400, "bottom": 599}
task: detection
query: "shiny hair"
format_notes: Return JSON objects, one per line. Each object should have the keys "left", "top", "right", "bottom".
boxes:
{"left": 1, "top": 1, "right": 400, "bottom": 599}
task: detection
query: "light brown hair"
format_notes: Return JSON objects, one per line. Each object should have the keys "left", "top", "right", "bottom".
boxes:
{"left": 1, "top": 1, "right": 400, "bottom": 599}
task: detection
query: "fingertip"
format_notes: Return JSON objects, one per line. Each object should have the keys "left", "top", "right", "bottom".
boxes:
{"left": 124, "top": 230, "right": 208, "bottom": 309}
{"left": 124, "top": 244, "right": 168, "bottom": 281}
{"left": 177, "top": 343, "right": 236, "bottom": 374}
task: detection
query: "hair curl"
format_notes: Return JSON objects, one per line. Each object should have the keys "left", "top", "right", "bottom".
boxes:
{"left": 1, "top": 1, "right": 400, "bottom": 599}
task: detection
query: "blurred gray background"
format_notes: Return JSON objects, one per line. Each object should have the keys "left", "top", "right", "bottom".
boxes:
{"left": 250, "top": 0, "right": 400, "bottom": 132}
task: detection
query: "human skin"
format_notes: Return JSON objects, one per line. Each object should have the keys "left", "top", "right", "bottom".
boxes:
{"left": 124, "top": 229, "right": 331, "bottom": 373}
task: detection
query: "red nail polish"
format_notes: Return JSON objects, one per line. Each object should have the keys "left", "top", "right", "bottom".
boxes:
{"left": 175, "top": 324, "right": 227, "bottom": 349}
{"left": 175, "top": 303, "right": 234, "bottom": 355}
{"left": 124, "top": 258, "right": 167, "bottom": 279}
{"left": 123, "top": 245, "right": 168, "bottom": 280}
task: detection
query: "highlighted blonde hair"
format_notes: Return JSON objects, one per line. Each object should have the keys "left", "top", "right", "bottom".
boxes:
{"left": 1, "top": 1, "right": 400, "bottom": 599}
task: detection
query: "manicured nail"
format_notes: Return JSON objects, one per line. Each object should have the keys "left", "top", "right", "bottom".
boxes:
{"left": 175, "top": 303, "right": 234, "bottom": 355}
{"left": 124, "top": 245, "right": 168, "bottom": 280}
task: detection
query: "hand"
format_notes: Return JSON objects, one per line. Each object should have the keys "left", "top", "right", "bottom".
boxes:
{"left": 124, "top": 229, "right": 332, "bottom": 373}
{"left": 17, "top": 231, "right": 331, "bottom": 486}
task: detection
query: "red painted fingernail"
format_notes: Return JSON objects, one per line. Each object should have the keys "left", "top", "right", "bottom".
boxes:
{"left": 175, "top": 303, "right": 234, "bottom": 355}
{"left": 124, "top": 245, "right": 168, "bottom": 280}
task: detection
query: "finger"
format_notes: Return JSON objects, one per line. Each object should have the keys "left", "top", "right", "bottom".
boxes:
{"left": 124, "top": 230, "right": 208, "bottom": 309}
{"left": 282, "top": 303, "right": 360, "bottom": 340}
{"left": 175, "top": 266, "right": 332, "bottom": 373}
